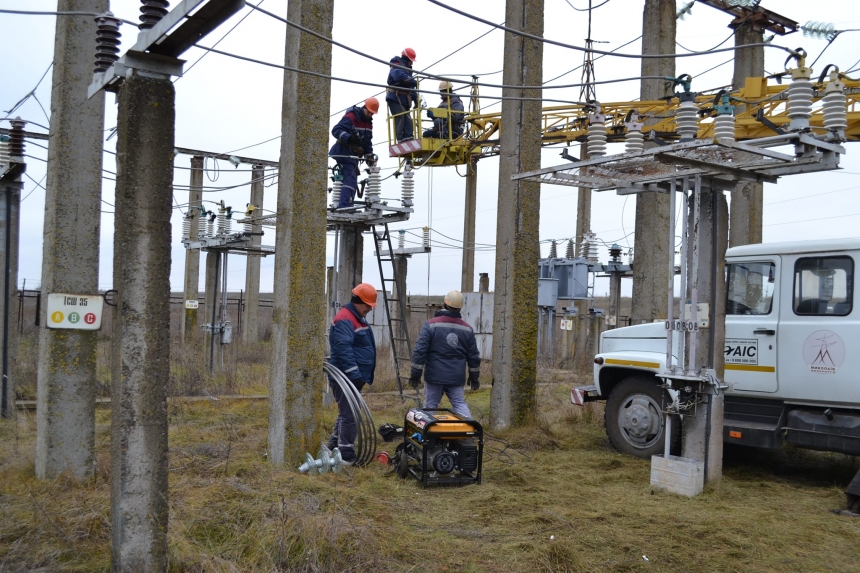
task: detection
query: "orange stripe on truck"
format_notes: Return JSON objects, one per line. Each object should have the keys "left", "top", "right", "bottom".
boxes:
{"left": 724, "top": 364, "right": 776, "bottom": 373}
{"left": 603, "top": 358, "right": 661, "bottom": 369}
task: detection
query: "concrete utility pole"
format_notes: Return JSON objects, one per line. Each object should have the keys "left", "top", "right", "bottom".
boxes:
{"left": 461, "top": 158, "right": 478, "bottom": 292}
{"left": 203, "top": 250, "right": 222, "bottom": 371}
{"left": 35, "top": 0, "right": 107, "bottom": 479}
{"left": 110, "top": 73, "right": 174, "bottom": 571}
{"left": 268, "top": 0, "right": 334, "bottom": 465}
{"left": 242, "top": 164, "right": 265, "bottom": 342}
{"left": 729, "top": 23, "right": 764, "bottom": 247}
{"left": 490, "top": 0, "right": 544, "bottom": 430}
{"left": 335, "top": 225, "right": 364, "bottom": 305}
{"left": 681, "top": 188, "right": 728, "bottom": 484}
{"left": 478, "top": 272, "right": 489, "bottom": 293}
{"left": 182, "top": 155, "right": 203, "bottom": 340}
{"left": 630, "top": 0, "right": 675, "bottom": 325}
{"left": 573, "top": 143, "right": 591, "bottom": 371}
{"left": 0, "top": 125, "right": 23, "bottom": 420}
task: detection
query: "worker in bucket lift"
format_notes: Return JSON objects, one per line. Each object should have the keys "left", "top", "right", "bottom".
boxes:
{"left": 423, "top": 81, "right": 465, "bottom": 139}
{"left": 409, "top": 290, "right": 481, "bottom": 418}
{"left": 329, "top": 97, "right": 378, "bottom": 209}
{"left": 386, "top": 47, "right": 419, "bottom": 142}
{"left": 328, "top": 283, "right": 378, "bottom": 465}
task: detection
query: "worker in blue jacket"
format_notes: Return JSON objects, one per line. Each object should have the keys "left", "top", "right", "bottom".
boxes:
{"left": 328, "top": 283, "right": 378, "bottom": 464}
{"left": 409, "top": 290, "right": 481, "bottom": 418}
{"left": 329, "top": 97, "right": 379, "bottom": 209}
{"left": 386, "top": 47, "right": 419, "bottom": 142}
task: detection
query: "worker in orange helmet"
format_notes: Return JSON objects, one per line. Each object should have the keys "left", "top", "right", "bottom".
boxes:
{"left": 327, "top": 283, "right": 378, "bottom": 464}
{"left": 386, "top": 47, "right": 419, "bottom": 142}
{"left": 329, "top": 97, "right": 379, "bottom": 209}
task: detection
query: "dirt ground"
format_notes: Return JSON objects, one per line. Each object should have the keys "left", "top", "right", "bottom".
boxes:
{"left": 2, "top": 376, "right": 859, "bottom": 572}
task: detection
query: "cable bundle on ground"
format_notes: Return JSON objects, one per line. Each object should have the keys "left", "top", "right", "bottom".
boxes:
{"left": 323, "top": 362, "right": 377, "bottom": 467}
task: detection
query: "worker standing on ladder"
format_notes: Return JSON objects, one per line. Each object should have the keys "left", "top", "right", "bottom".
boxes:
{"left": 386, "top": 47, "right": 418, "bottom": 143}
{"left": 328, "top": 283, "right": 378, "bottom": 464}
{"left": 409, "top": 290, "right": 481, "bottom": 418}
{"left": 329, "top": 97, "right": 379, "bottom": 209}
{"left": 423, "top": 81, "right": 465, "bottom": 139}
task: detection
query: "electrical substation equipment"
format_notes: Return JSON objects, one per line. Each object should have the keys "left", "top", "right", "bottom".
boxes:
{"left": 394, "top": 409, "right": 483, "bottom": 487}
{"left": 298, "top": 446, "right": 348, "bottom": 475}
{"left": 330, "top": 163, "right": 343, "bottom": 208}
{"left": 624, "top": 112, "right": 644, "bottom": 154}
{"left": 93, "top": 12, "right": 122, "bottom": 73}
{"left": 400, "top": 161, "right": 414, "bottom": 206}
{"left": 580, "top": 231, "right": 599, "bottom": 264}
{"left": 243, "top": 203, "right": 255, "bottom": 234}
{"left": 365, "top": 154, "right": 382, "bottom": 204}
{"left": 587, "top": 105, "right": 607, "bottom": 158}
{"left": 712, "top": 92, "right": 736, "bottom": 143}
{"left": 787, "top": 50, "right": 814, "bottom": 131}
{"left": 422, "top": 227, "right": 430, "bottom": 249}
{"left": 674, "top": 75, "right": 699, "bottom": 142}
{"left": 821, "top": 67, "right": 848, "bottom": 141}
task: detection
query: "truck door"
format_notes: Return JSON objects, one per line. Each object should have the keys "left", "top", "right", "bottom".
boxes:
{"left": 777, "top": 254, "right": 857, "bottom": 404}
{"left": 724, "top": 259, "right": 779, "bottom": 392}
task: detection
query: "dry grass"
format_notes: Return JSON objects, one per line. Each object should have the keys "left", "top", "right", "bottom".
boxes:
{"left": 3, "top": 379, "right": 860, "bottom": 572}
{"left": 4, "top": 300, "right": 860, "bottom": 571}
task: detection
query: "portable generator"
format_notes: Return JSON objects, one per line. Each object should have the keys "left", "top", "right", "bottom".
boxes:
{"left": 394, "top": 408, "right": 483, "bottom": 487}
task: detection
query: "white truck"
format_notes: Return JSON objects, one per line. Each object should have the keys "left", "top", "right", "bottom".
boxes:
{"left": 575, "top": 238, "right": 859, "bottom": 465}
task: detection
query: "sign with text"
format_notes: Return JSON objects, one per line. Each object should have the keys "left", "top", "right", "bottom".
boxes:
{"left": 46, "top": 293, "right": 104, "bottom": 330}
{"left": 185, "top": 299, "right": 199, "bottom": 310}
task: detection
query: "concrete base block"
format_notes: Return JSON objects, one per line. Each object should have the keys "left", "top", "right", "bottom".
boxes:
{"left": 650, "top": 454, "right": 704, "bottom": 497}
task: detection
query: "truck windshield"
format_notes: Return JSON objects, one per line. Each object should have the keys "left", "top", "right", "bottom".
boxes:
{"left": 726, "top": 262, "right": 775, "bottom": 315}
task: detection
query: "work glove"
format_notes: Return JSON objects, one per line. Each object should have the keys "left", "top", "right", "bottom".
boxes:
{"left": 409, "top": 372, "right": 422, "bottom": 389}
{"left": 347, "top": 133, "right": 361, "bottom": 146}
{"left": 426, "top": 109, "right": 435, "bottom": 119}
{"left": 469, "top": 372, "right": 480, "bottom": 391}
{"left": 352, "top": 378, "right": 366, "bottom": 392}
{"left": 349, "top": 144, "right": 365, "bottom": 155}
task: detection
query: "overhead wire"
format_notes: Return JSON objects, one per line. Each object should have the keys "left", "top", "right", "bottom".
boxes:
{"left": 2, "top": 62, "right": 53, "bottom": 123}
{"left": 564, "top": 0, "right": 611, "bottom": 11}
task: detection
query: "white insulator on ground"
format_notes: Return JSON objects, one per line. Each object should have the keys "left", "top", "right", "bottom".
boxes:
{"left": 217, "top": 210, "right": 226, "bottom": 234}
{"left": 822, "top": 76, "right": 847, "bottom": 140}
{"left": 401, "top": 165, "right": 415, "bottom": 207}
{"left": 675, "top": 100, "right": 699, "bottom": 141}
{"left": 366, "top": 165, "right": 382, "bottom": 204}
{"left": 787, "top": 69, "right": 813, "bottom": 130}
{"left": 398, "top": 229, "right": 405, "bottom": 250}
{"left": 182, "top": 214, "right": 191, "bottom": 240}
{"left": 713, "top": 114, "right": 736, "bottom": 143}
{"left": 422, "top": 227, "right": 430, "bottom": 249}
{"left": 625, "top": 128, "right": 644, "bottom": 154}
{"left": 587, "top": 113, "right": 607, "bottom": 157}
{"left": 331, "top": 180, "right": 342, "bottom": 208}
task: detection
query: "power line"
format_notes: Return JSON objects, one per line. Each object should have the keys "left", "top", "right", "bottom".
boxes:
{"left": 2, "top": 63, "right": 53, "bottom": 123}
{"left": 425, "top": 0, "right": 795, "bottom": 60}
{"left": 564, "top": 0, "right": 611, "bottom": 11}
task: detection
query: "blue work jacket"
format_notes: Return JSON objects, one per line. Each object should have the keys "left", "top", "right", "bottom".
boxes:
{"left": 330, "top": 303, "right": 376, "bottom": 384}
{"left": 329, "top": 106, "right": 374, "bottom": 161}
{"left": 386, "top": 56, "right": 418, "bottom": 107}
{"left": 410, "top": 309, "right": 481, "bottom": 387}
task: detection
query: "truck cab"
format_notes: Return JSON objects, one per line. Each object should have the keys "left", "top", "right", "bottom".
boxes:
{"left": 579, "top": 238, "right": 859, "bottom": 460}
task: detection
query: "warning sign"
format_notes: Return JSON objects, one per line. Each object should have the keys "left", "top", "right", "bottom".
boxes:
{"left": 185, "top": 299, "right": 199, "bottom": 310}
{"left": 46, "top": 294, "right": 104, "bottom": 330}
{"left": 725, "top": 338, "right": 758, "bottom": 365}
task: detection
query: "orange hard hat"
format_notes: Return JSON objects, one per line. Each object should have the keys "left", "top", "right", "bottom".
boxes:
{"left": 401, "top": 47, "right": 417, "bottom": 62}
{"left": 352, "top": 283, "right": 378, "bottom": 307}
{"left": 364, "top": 97, "right": 379, "bottom": 115}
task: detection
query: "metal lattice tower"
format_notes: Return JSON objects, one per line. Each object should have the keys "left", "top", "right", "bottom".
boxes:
{"left": 579, "top": 0, "right": 597, "bottom": 103}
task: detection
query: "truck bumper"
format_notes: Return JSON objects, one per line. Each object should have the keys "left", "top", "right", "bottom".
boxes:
{"left": 571, "top": 385, "right": 601, "bottom": 406}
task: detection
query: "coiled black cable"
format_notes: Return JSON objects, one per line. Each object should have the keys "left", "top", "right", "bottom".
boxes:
{"left": 323, "top": 362, "right": 377, "bottom": 467}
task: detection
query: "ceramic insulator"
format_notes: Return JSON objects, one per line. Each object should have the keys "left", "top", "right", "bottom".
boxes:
{"left": 94, "top": 13, "right": 121, "bottom": 73}
{"left": 217, "top": 211, "right": 226, "bottom": 234}
{"left": 625, "top": 129, "right": 644, "bottom": 153}
{"left": 422, "top": 227, "right": 430, "bottom": 248}
{"left": 401, "top": 167, "right": 415, "bottom": 207}
{"left": 182, "top": 215, "right": 191, "bottom": 240}
{"left": 548, "top": 240, "right": 557, "bottom": 258}
{"left": 366, "top": 165, "right": 382, "bottom": 204}
{"left": 787, "top": 74, "right": 814, "bottom": 130}
{"left": 675, "top": 100, "right": 699, "bottom": 141}
{"left": 0, "top": 141, "right": 9, "bottom": 167}
{"left": 207, "top": 217, "right": 214, "bottom": 237}
{"left": 565, "top": 239, "right": 574, "bottom": 259}
{"left": 822, "top": 83, "right": 847, "bottom": 138}
{"left": 587, "top": 114, "right": 607, "bottom": 157}
{"left": 331, "top": 180, "right": 342, "bottom": 208}
{"left": 139, "top": 0, "right": 169, "bottom": 30}
{"left": 713, "top": 114, "right": 736, "bottom": 143}
{"left": 398, "top": 229, "right": 405, "bottom": 250}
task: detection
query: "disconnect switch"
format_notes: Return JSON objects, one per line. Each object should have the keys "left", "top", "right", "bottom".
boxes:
{"left": 221, "top": 324, "right": 233, "bottom": 344}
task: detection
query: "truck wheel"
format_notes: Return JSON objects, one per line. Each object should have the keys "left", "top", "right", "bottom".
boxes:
{"left": 605, "top": 378, "right": 667, "bottom": 459}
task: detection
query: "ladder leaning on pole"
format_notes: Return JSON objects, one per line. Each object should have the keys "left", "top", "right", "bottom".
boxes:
{"left": 372, "top": 223, "right": 418, "bottom": 401}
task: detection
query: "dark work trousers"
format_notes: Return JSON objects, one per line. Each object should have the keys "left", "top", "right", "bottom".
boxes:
{"left": 388, "top": 100, "right": 414, "bottom": 141}
{"left": 336, "top": 158, "right": 359, "bottom": 208}
{"left": 327, "top": 377, "right": 365, "bottom": 462}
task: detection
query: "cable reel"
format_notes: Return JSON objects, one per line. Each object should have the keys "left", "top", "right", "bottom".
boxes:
{"left": 322, "top": 362, "right": 377, "bottom": 467}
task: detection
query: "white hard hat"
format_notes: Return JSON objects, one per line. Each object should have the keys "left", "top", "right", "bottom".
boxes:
{"left": 444, "top": 290, "right": 464, "bottom": 309}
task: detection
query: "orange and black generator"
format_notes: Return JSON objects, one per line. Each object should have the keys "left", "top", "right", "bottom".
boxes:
{"left": 394, "top": 408, "right": 483, "bottom": 487}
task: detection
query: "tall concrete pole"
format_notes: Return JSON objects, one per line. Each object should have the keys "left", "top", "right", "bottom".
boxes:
{"left": 242, "top": 164, "right": 265, "bottom": 342}
{"left": 681, "top": 187, "right": 728, "bottom": 484}
{"left": 268, "top": 0, "right": 334, "bottom": 465}
{"left": 203, "top": 250, "right": 221, "bottom": 371}
{"left": 630, "top": 0, "right": 675, "bottom": 325}
{"left": 181, "top": 155, "right": 203, "bottom": 340}
{"left": 336, "top": 225, "right": 363, "bottom": 305}
{"left": 461, "top": 158, "right": 478, "bottom": 292}
{"left": 729, "top": 24, "right": 764, "bottom": 248}
{"left": 110, "top": 73, "right": 173, "bottom": 571}
{"left": 0, "top": 158, "right": 22, "bottom": 419}
{"left": 573, "top": 142, "right": 591, "bottom": 371}
{"left": 490, "top": 0, "right": 544, "bottom": 430}
{"left": 35, "top": 0, "right": 107, "bottom": 479}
